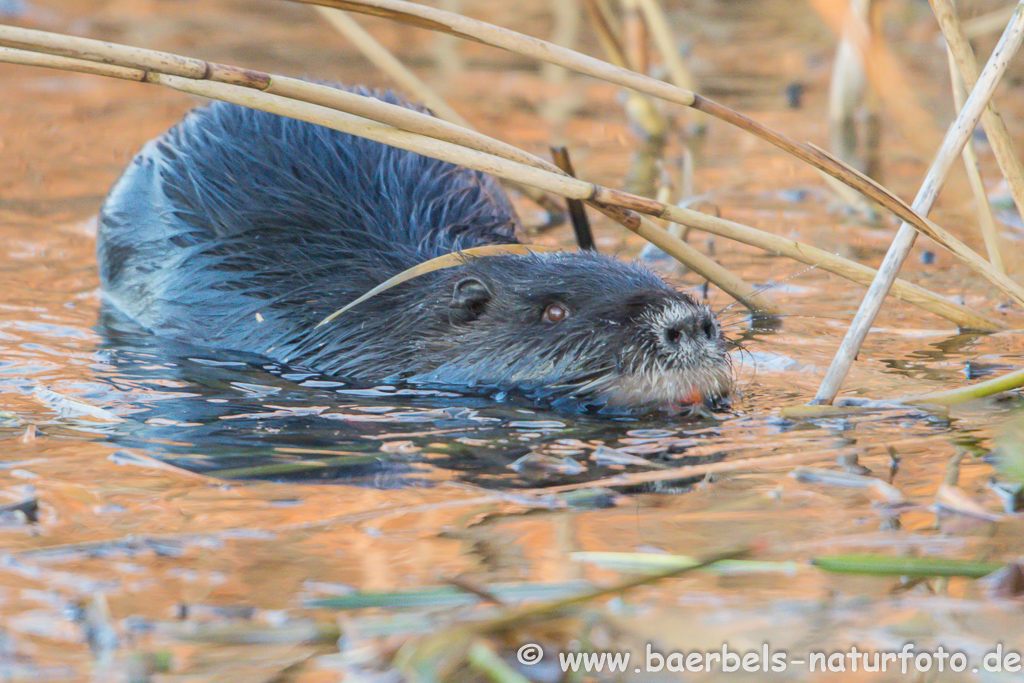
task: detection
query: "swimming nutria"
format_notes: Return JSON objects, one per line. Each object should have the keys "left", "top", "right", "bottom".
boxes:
{"left": 97, "top": 88, "right": 732, "bottom": 412}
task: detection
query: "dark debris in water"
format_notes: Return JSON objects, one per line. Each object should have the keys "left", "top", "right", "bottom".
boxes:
{"left": 0, "top": 495, "right": 38, "bottom": 525}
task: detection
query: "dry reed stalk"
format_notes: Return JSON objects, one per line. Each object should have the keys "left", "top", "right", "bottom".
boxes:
{"left": 434, "top": 0, "right": 466, "bottom": 77}
{"left": 828, "top": 0, "right": 868, "bottom": 159}
{"left": 0, "top": 45, "right": 146, "bottom": 80}
{"left": 648, "top": 202, "right": 999, "bottom": 330}
{"left": 963, "top": 3, "right": 1019, "bottom": 37}
{"left": 815, "top": 142, "right": 1024, "bottom": 302}
{"left": 289, "top": 0, "right": 957, "bottom": 239}
{"left": 0, "top": 31, "right": 777, "bottom": 316}
{"left": 315, "top": 6, "right": 467, "bottom": 125}
{"left": 814, "top": 2, "right": 1024, "bottom": 404}
{"left": 0, "top": 33, "right": 1001, "bottom": 329}
{"left": 314, "top": 6, "right": 565, "bottom": 223}
{"left": 810, "top": 0, "right": 946, "bottom": 165}
{"left": 622, "top": 0, "right": 649, "bottom": 75}
{"left": 824, "top": 0, "right": 879, "bottom": 212}
{"left": 288, "top": 0, "right": 1023, "bottom": 305}
{"left": 700, "top": 104, "right": 1021, "bottom": 305}
{"left": 585, "top": 0, "right": 671, "bottom": 202}
{"left": 541, "top": 0, "right": 581, "bottom": 87}
{"left": 634, "top": 0, "right": 695, "bottom": 92}
{"left": 582, "top": 0, "right": 626, "bottom": 68}
{"left": 583, "top": 0, "right": 670, "bottom": 153}
{"left": 948, "top": 50, "right": 1005, "bottom": 272}
{"left": 267, "top": 76, "right": 549, "bottom": 173}
{"left": 173, "top": 76, "right": 783, "bottom": 316}
{"left": 828, "top": 2, "right": 873, "bottom": 159}
{"left": 589, "top": 203, "right": 779, "bottom": 318}
{"left": 932, "top": 0, "right": 1024, "bottom": 250}
{"left": 634, "top": 0, "right": 707, "bottom": 135}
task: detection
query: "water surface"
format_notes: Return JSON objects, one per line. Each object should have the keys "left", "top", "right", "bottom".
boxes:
{"left": 1, "top": 0, "right": 1023, "bottom": 679}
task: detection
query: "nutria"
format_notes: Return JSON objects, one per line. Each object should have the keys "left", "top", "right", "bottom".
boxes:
{"left": 97, "top": 87, "right": 732, "bottom": 412}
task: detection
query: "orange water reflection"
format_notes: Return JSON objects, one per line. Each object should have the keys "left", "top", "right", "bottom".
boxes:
{"left": 1, "top": 0, "right": 1023, "bottom": 679}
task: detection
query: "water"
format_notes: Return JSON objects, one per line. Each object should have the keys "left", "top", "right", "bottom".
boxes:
{"left": 1, "top": 0, "right": 1023, "bottom": 679}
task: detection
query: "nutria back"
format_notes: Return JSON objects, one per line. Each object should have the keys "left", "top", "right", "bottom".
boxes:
{"left": 98, "top": 87, "right": 731, "bottom": 411}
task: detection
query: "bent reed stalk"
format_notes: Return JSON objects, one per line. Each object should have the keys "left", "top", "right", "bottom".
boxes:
{"left": 0, "top": 28, "right": 775, "bottom": 318}
{"left": 289, "top": 0, "right": 1022, "bottom": 303}
{"left": 947, "top": 49, "right": 1004, "bottom": 273}
{"left": 0, "top": 30, "right": 1001, "bottom": 329}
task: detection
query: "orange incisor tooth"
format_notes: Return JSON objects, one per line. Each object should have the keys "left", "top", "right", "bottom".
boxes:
{"left": 680, "top": 387, "right": 702, "bottom": 405}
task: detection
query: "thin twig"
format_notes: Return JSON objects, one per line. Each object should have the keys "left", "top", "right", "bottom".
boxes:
{"left": 814, "top": 2, "right": 1024, "bottom": 404}
{"left": 314, "top": 5, "right": 566, "bottom": 225}
{"left": 550, "top": 147, "right": 595, "bottom": 251}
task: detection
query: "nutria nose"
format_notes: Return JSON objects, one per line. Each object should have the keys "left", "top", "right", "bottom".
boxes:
{"left": 661, "top": 309, "right": 719, "bottom": 349}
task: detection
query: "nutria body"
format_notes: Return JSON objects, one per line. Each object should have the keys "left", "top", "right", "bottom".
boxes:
{"left": 97, "top": 87, "right": 731, "bottom": 411}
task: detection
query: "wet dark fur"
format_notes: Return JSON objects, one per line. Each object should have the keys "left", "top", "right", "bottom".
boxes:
{"left": 98, "top": 87, "right": 731, "bottom": 410}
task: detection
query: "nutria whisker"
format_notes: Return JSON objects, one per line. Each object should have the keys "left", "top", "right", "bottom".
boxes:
{"left": 713, "top": 263, "right": 822, "bottom": 319}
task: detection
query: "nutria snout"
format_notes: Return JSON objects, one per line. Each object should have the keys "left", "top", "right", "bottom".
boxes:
{"left": 96, "top": 86, "right": 732, "bottom": 412}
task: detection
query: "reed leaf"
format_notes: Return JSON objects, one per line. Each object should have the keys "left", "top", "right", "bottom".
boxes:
{"left": 305, "top": 581, "right": 594, "bottom": 609}
{"left": 900, "top": 367, "right": 1024, "bottom": 407}
{"left": 572, "top": 551, "right": 801, "bottom": 575}
{"left": 812, "top": 554, "right": 1003, "bottom": 578}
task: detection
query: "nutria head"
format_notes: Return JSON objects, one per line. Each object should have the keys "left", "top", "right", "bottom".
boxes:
{"left": 335, "top": 250, "right": 733, "bottom": 412}
{"left": 97, "top": 94, "right": 731, "bottom": 413}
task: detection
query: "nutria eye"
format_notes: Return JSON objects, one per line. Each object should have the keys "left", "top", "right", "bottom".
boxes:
{"left": 542, "top": 303, "right": 568, "bottom": 324}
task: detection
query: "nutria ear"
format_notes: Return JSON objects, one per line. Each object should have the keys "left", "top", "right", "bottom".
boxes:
{"left": 449, "top": 277, "right": 491, "bottom": 323}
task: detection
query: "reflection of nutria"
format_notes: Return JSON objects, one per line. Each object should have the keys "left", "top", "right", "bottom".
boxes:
{"left": 97, "top": 88, "right": 731, "bottom": 412}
